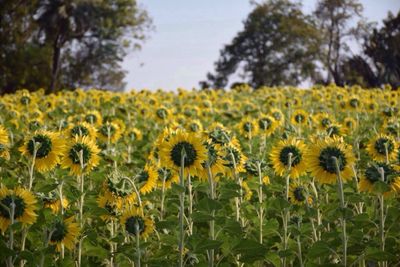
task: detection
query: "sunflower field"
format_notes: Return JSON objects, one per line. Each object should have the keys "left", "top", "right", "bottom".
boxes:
{"left": 0, "top": 85, "right": 399, "bottom": 267}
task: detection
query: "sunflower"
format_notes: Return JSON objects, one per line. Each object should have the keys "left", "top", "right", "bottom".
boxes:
{"left": 343, "top": 117, "right": 357, "bottom": 133}
{"left": 61, "top": 136, "right": 100, "bottom": 175}
{"left": 137, "top": 164, "right": 158, "bottom": 194}
{"left": 291, "top": 109, "right": 309, "bottom": 126}
{"left": 98, "top": 122, "right": 122, "bottom": 143}
{"left": 97, "top": 195, "right": 121, "bottom": 221}
{"left": 237, "top": 117, "right": 258, "bottom": 139}
{"left": 84, "top": 110, "right": 102, "bottom": 126}
{"left": 242, "top": 181, "right": 253, "bottom": 201}
{"left": 66, "top": 122, "right": 97, "bottom": 139}
{"left": 270, "top": 108, "right": 285, "bottom": 126}
{"left": 19, "top": 130, "right": 65, "bottom": 173}
{"left": 305, "top": 137, "right": 356, "bottom": 184}
{"left": 155, "top": 106, "right": 171, "bottom": 123}
{"left": 103, "top": 171, "right": 137, "bottom": 210}
{"left": 289, "top": 182, "right": 312, "bottom": 205}
{"left": 269, "top": 138, "right": 307, "bottom": 179}
{"left": 359, "top": 162, "right": 400, "bottom": 196}
{"left": 186, "top": 120, "right": 203, "bottom": 133}
{"left": 257, "top": 114, "right": 278, "bottom": 136}
{"left": 157, "top": 167, "right": 179, "bottom": 189}
{"left": 366, "top": 134, "right": 398, "bottom": 162}
{"left": 222, "top": 138, "right": 248, "bottom": 174}
{"left": 49, "top": 216, "right": 80, "bottom": 251}
{"left": 0, "top": 125, "right": 10, "bottom": 160}
{"left": 120, "top": 207, "right": 154, "bottom": 238}
{"left": 208, "top": 123, "right": 232, "bottom": 145}
{"left": 199, "top": 142, "right": 227, "bottom": 181}
{"left": 159, "top": 130, "right": 207, "bottom": 177}
{"left": 128, "top": 128, "right": 143, "bottom": 141}
{"left": 262, "top": 175, "right": 270, "bottom": 185}
{"left": 0, "top": 186, "right": 37, "bottom": 233}
{"left": 326, "top": 124, "right": 345, "bottom": 137}
{"left": 313, "top": 113, "right": 333, "bottom": 130}
{"left": 43, "top": 195, "right": 69, "bottom": 214}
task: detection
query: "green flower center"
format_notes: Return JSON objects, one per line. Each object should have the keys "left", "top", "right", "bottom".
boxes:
{"left": 170, "top": 141, "right": 197, "bottom": 167}
{"left": 365, "top": 163, "right": 395, "bottom": 184}
{"left": 50, "top": 221, "right": 67, "bottom": 242}
{"left": 29, "top": 121, "right": 41, "bottom": 131}
{"left": 279, "top": 146, "right": 302, "bottom": 167}
{"left": 158, "top": 168, "right": 174, "bottom": 182}
{"left": 293, "top": 187, "right": 306, "bottom": 202}
{"left": 209, "top": 128, "right": 230, "bottom": 145}
{"left": 138, "top": 170, "right": 149, "bottom": 183}
{"left": 0, "top": 196, "right": 26, "bottom": 219}
{"left": 125, "top": 216, "right": 145, "bottom": 236}
{"left": 374, "top": 138, "right": 394, "bottom": 155}
{"left": 68, "top": 143, "right": 91, "bottom": 165}
{"left": 327, "top": 126, "right": 340, "bottom": 137}
{"left": 321, "top": 118, "right": 331, "bottom": 128}
{"left": 258, "top": 118, "right": 272, "bottom": 130}
{"left": 71, "top": 125, "right": 89, "bottom": 137}
{"left": 85, "top": 114, "right": 97, "bottom": 124}
{"left": 156, "top": 108, "right": 168, "bottom": 119}
{"left": 27, "top": 134, "right": 52, "bottom": 158}
{"left": 349, "top": 98, "right": 359, "bottom": 108}
{"left": 100, "top": 124, "right": 116, "bottom": 137}
{"left": 318, "top": 147, "right": 347, "bottom": 174}
{"left": 224, "top": 146, "right": 242, "bottom": 169}
{"left": 272, "top": 112, "right": 282, "bottom": 121}
{"left": 243, "top": 122, "right": 253, "bottom": 133}
{"left": 20, "top": 96, "right": 30, "bottom": 105}
{"left": 189, "top": 123, "right": 200, "bottom": 132}
{"left": 294, "top": 114, "right": 305, "bottom": 123}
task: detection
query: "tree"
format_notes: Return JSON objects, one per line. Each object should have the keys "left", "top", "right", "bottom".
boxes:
{"left": 200, "top": 0, "right": 321, "bottom": 89}
{"left": 314, "top": 0, "right": 370, "bottom": 85}
{"left": 341, "top": 11, "right": 400, "bottom": 89}
{"left": 0, "top": 0, "right": 151, "bottom": 94}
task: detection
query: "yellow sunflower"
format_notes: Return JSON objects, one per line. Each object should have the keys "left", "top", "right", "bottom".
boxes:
{"left": 97, "top": 195, "right": 121, "bottom": 221}
{"left": 313, "top": 113, "right": 333, "bottom": 130}
{"left": 222, "top": 137, "right": 248, "bottom": 174}
{"left": 242, "top": 181, "right": 253, "bottom": 201}
{"left": 257, "top": 114, "right": 278, "bottom": 137}
{"left": 186, "top": 120, "right": 203, "bottom": 133}
{"left": 289, "top": 182, "right": 313, "bottom": 205}
{"left": 137, "top": 164, "right": 158, "bottom": 194}
{"left": 84, "top": 110, "right": 102, "bottom": 126}
{"left": 237, "top": 117, "right": 259, "bottom": 139}
{"left": 43, "top": 195, "right": 69, "bottom": 214}
{"left": 359, "top": 162, "right": 400, "bottom": 196}
{"left": 98, "top": 122, "right": 122, "bottom": 143}
{"left": 154, "top": 106, "right": 172, "bottom": 123}
{"left": 159, "top": 130, "right": 207, "bottom": 177}
{"left": 66, "top": 122, "right": 97, "bottom": 139}
{"left": 0, "top": 186, "right": 37, "bottom": 233}
{"left": 305, "top": 137, "right": 356, "bottom": 184}
{"left": 366, "top": 134, "right": 398, "bottom": 162}
{"left": 0, "top": 125, "right": 10, "bottom": 160}
{"left": 128, "top": 128, "right": 143, "bottom": 141}
{"left": 270, "top": 138, "right": 307, "bottom": 179}
{"left": 157, "top": 167, "right": 179, "bottom": 189}
{"left": 61, "top": 136, "right": 100, "bottom": 175}
{"left": 326, "top": 124, "right": 345, "bottom": 137}
{"left": 291, "top": 109, "right": 309, "bottom": 126}
{"left": 49, "top": 216, "right": 80, "bottom": 251}
{"left": 198, "top": 142, "right": 227, "bottom": 181}
{"left": 19, "top": 130, "right": 65, "bottom": 173}
{"left": 269, "top": 108, "right": 285, "bottom": 126}
{"left": 103, "top": 171, "right": 137, "bottom": 210}
{"left": 120, "top": 207, "right": 154, "bottom": 238}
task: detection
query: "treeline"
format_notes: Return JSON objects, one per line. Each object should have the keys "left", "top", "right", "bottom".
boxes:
{"left": 0, "top": 0, "right": 152, "bottom": 95}
{"left": 201, "top": 0, "right": 400, "bottom": 90}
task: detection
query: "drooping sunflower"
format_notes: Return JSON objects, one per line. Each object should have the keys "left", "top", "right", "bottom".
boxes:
{"left": 208, "top": 123, "right": 232, "bottom": 145}
{"left": 288, "top": 182, "right": 313, "bottom": 205}
{"left": 98, "top": 122, "right": 122, "bottom": 143}
{"left": 66, "top": 122, "right": 97, "bottom": 139}
{"left": 257, "top": 114, "right": 278, "bottom": 137}
{"left": 305, "top": 137, "right": 356, "bottom": 184}
{"left": 159, "top": 130, "right": 207, "bottom": 177}
{"left": 157, "top": 167, "right": 179, "bottom": 189}
{"left": 291, "top": 109, "right": 309, "bottom": 126}
{"left": 359, "top": 162, "right": 400, "bottom": 195}
{"left": 0, "top": 125, "right": 10, "bottom": 160}
{"left": 137, "top": 164, "right": 158, "bottom": 194}
{"left": 237, "top": 117, "right": 259, "bottom": 139}
{"left": 366, "top": 134, "right": 398, "bottom": 162}
{"left": 19, "top": 130, "right": 65, "bottom": 172}
{"left": 103, "top": 171, "right": 137, "bottom": 210}
{"left": 49, "top": 216, "right": 80, "bottom": 251}
{"left": 269, "top": 138, "right": 307, "bottom": 179}
{"left": 60, "top": 136, "right": 100, "bottom": 175}
{"left": 120, "top": 207, "right": 154, "bottom": 239}
{"left": 0, "top": 186, "right": 37, "bottom": 233}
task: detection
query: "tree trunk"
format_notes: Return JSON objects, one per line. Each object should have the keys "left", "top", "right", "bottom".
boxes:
{"left": 49, "top": 34, "right": 61, "bottom": 94}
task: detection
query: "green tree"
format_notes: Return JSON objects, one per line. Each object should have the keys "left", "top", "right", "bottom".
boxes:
{"left": 314, "top": 0, "right": 370, "bottom": 85}
{"left": 0, "top": 0, "right": 151, "bottom": 94}
{"left": 200, "top": 0, "right": 321, "bottom": 89}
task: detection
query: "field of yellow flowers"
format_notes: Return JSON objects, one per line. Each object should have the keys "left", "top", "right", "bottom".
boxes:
{"left": 0, "top": 85, "right": 399, "bottom": 267}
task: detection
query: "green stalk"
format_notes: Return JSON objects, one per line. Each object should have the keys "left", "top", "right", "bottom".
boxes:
{"left": 296, "top": 220, "right": 304, "bottom": 267}
{"left": 282, "top": 153, "right": 292, "bottom": 267}
{"left": 7, "top": 200, "right": 15, "bottom": 267}
{"left": 256, "top": 161, "right": 264, "bottom": 244}
{"left": 178, "top": 149, "right": 186, "bottom": 267}
{"left": 333, "top": 156, "right": 347, "bottom": 267}
{"left": 206, "top": 165, "right": 215, "bottom": 267}
{"left": 135, "top": 221, "right": 141, "bottom": 267}
{"left": 187, "top": 174, "right": 193, "bottom": 236}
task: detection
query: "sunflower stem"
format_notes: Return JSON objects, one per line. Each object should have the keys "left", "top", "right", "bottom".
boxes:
{"left": 206, "top": 164, "right": 215, "bottom": 267}
{"left": 333, "top": 156, "right": 347, "bottom": 267}
{"left": 296, "top": 219, "right": 304, "bottom": 267}
{"left": 77, "top": 149, "right": 86, "bottom": 267}
{"left": 178, "top": 149, "right": 186, "bottom": 267}
{"left": 282, "top": 153, "right": 292, "bottom": 267}
{"left": 256, "top": 161, "right": 264, "bottom": 244}
{"left": 187, "top": 174, "right": 193, "bottom": 236}
{"left": 7, "top": 199, "right": 15, "bottom": 267}
{"left": 378, "top": 167, "right": 386, "bottom": 267}
{"left": 160, "top": 172, "right": 166, "bottom": 221}
{"left": 135, "top": 221, "right": 141, "bottom": 267}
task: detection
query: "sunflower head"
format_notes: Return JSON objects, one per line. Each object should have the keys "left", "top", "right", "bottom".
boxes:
{"left": 238, "top": 117, "right": 259, "bottom": 139}
{"left": 120, "top": 207, "right": 154, "bottom": 239}
{"left": 359, "top": 162, "right": 400, "bottom": 195}
{"left": 366, "top": 134, "right": 398, "bottom": 162}
{"left": 208, "top": 123, "right": 232, "bottom": 145}
{"left": 289, "top": 183, "right": 312, "bottom": 205}
{"left": 138, "top": 165, "right": 158, "bottom": 194}
{"left": 49, "top": 217, "right": 80, "bottom": 251}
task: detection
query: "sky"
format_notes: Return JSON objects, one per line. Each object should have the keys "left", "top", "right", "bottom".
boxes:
{"left": 122, "top": 0, "right": 400, "bottom": 91}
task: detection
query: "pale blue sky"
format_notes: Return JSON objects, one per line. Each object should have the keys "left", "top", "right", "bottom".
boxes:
{"left": 122, "top": 0, "right": 400, "bottom": 91}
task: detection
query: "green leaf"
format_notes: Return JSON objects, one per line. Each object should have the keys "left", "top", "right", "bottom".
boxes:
{"left": 192, "top": 239, "right": 223, "bottom": 253}
{"left": 171, "top": 184, "right": 185, "bottom": 194}
{"left": 372, "top": 181, "right": 391, "bottom": 194}
{"left": 306, "top": 241, "right": 331, "bottom": 259}
{"left": 365, "top": 248, "right": 395, "bottom": 261}
{"left": 233, "top": 239, "right": 266, "bottom": 263}
{"left": 197, "top": 197, "right": 222, "bottom": 213}
{"left": 192, "top": 211, "right": 214, "bottom": 222}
